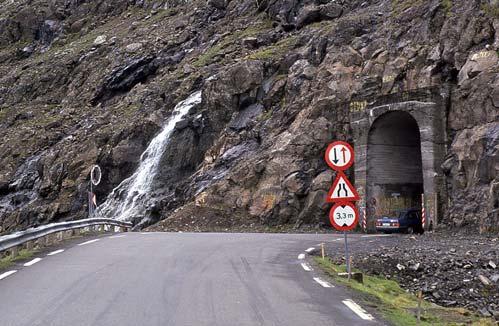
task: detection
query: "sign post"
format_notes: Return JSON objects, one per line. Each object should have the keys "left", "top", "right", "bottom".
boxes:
{"left": 324, "top": 141, "right": 359, "bottom": 280}
{"left": 344, "top": 231, "right": 350, "bottom": 280}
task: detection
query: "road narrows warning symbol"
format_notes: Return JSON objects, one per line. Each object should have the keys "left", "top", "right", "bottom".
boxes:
{"left": 326, "top": 171, "right": 360, "bottom": 202}
{"left": 325, "top": 141, "right": 354, "bottom": 171}
{"left": 329, "top": 202, "right": 359, "bottom": 231}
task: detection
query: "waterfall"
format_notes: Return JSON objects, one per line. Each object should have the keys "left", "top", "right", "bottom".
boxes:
{"left": 97, "top": 91, "right": 202, "bottom": 222}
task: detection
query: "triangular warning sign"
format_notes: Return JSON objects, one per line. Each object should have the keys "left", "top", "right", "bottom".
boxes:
{"left": 326, "top": 171, "right": 360, "bottom": 202}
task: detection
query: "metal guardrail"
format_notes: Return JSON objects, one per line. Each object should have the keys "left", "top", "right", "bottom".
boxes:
{"left": 0, "top": 218, "right": 133, "bottom": 253}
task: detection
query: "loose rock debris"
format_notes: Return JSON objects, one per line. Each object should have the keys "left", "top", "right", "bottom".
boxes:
{"left": 325, "top": 232, "right": 499, "bottom": 320}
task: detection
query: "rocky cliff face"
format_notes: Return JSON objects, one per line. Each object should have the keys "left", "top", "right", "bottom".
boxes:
{"left": 0, "top": 0, "right": 497, "bottom": 234}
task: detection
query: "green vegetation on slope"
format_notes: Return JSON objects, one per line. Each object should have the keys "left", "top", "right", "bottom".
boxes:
{"left": 314, "top": 257, "right": 496, "bottom": 326}
{"left": 246, "top": 36, "right": 298, "bottom": 61}
{"left": 193, "top": 19, "right": 274, "bottom": 67}
{"left": 0, "top": 249, "right": 38, "bottom": 271}
{"left": 482, "top": 2, "right": 499, "bottom": 18}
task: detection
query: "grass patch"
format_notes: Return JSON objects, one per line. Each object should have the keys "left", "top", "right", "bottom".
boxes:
{"left": 0, "top": 107, "right": 9, "bottom": 121}
{"left": 314, "top": 257, "right": 496, "bottom": 326}
{"left": 193, "top": 19, "right": 273, "bottom": 67}
{"left": 441, "top": 0, "right": 452, "bottom": 15}
{"left": 390, "top": 0, "right": 425, "bottom": 17}
{"left": 0, "top": 249, "right": 37, "bottom": 270}
{"left": 258, "top": 109, "right": 273, "bottom": 121}
{"left": 482, "top": 2, "right": 499, "bottom": 19}
{"left": 245, "top": 36, "right": 297, "bottom": 61}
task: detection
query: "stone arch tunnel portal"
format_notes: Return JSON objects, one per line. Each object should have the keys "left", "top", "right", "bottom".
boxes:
{"left": 349, "top": 89, "right": 447, "bottom": 232}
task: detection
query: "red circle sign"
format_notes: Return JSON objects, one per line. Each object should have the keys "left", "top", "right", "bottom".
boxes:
{"left": 325, "top": 141, "right": 354, "bottom": 171}
{"left": 329, "top": 202, "right": 359, "bottom": 231}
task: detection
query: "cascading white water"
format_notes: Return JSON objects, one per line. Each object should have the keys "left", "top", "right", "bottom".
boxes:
{"left": 98, "top": 91, "right": 202, "bottom": 222}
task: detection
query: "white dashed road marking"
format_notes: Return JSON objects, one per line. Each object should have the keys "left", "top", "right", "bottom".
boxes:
{"left": 298, "top": 253, "right": 305, "bottom": 260}
{"left": 24, "top": 258, "right": 42, "bottom": 267}
{"left": 342, "top": 299, "right": 375, "bottom": 320}
{"left": 0, "top": 270, "right": 17, "bottom": 280}
{"left": 313, "top": 277, "right": 333, "bottom": 288}
{"left": 47, "top": 249, "right": 64, "bottom": 256}
{"left": 361, "top": 234, "right": 391, "bottom": 238}
{"left": 110, "top": 235, "right": 126, "bottom": 239}
{"left": 301, "top": 263, "right": 312, "bottom": 271}
{"left": 78, "top": 239, "right": 100, "bottom": 246}
{"left": 305, "top": 247, "right": 315, "bottom": 253}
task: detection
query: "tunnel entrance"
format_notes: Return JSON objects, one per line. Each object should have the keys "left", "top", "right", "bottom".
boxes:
{"left": 366, "top": 111, "right": 424, "bottom": 217}
{"left": 349, "top": 88, "right": 448, "bottom": 232}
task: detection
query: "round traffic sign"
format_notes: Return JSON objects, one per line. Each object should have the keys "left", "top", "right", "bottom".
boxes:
{"left": 329, "top": 202, "right": 359, "bottom": 231}
{"left": 90, "top": 165, "right": 102, "bottom": 186}
{"left": 325, "top": 141, "right": 354, "bottom": 171}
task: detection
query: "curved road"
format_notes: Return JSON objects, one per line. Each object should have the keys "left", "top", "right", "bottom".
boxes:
{"left": 0, "top": 232, "right": 385, "bottom": 326}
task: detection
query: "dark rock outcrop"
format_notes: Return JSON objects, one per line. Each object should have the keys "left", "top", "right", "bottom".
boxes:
{"left": 0, "top": 0, "right": 497, "bottom": 236}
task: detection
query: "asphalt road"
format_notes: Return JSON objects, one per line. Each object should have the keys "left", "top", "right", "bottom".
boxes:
{"left": 0, "top": 232, "right": 387, "bottom": 326}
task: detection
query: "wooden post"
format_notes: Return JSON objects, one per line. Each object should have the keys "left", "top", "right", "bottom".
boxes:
{"left": 10, "top": 246, "right": 19, "bottom": 258}
{"left": 417, "top": 290, "right": 422, "bottom": 324}
{"left": 45, "top": 234, "right": 51, "bottom": 246}
{"left": 321, "top": 243, "right": 325, "bottom": 260}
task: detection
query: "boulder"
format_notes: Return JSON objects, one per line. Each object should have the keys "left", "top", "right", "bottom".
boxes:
{"left": 93, "top": 35, "right": 107, "bottom": 46}
{"left": 296, "top": 5, "right": 321, "bottom": 29}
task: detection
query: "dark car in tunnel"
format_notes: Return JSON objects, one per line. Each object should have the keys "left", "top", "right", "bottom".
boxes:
{"left": 375, "top": 208, "right": 424, "bottom": 234}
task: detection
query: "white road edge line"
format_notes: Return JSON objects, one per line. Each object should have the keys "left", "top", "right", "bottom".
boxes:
{"left": 301, "top": 263, "right": 312, "bottom": 271}
{"left": 78, "top": 239, "right": 100, "bottom": 246}
{"left": 361, "top": 234, "right": 391, "bottom": 238}
{"left": 313, "top": 277, "right": 333, "bottom": 288}
{"left": 47, "top": 249, "right": 64, "bottom": 256}
{"left": 24, "top": 258, "right": 42, "bottom": 267}
{"left": 305, "top": 247, "right": 315, "bottom": 253}
{"left": 298, "top": 253, "right": 305, "bottom": 260}
{"left": 342, "top": 299, "right": 375, "bottom": 321}
{"left": 140, "top": 232, "right": 154, "bottom": 235}
{"left": 110, "top": 235, "right": 126, "bottom": 239}
{"left": 0, "top": 270, "right": 17, "bottom": 280}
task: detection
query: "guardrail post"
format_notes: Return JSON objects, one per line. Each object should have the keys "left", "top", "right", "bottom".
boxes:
{"left": 44, "top": 234, "right": 51, "bottom": 246}
{"left": 26, "top": 240, "right": 34, "bottom": 251}
{"left": 10, "top": 246, "right": 19, "bottom": 258}
{"left": 35, "top": 237, "right": 44, "bottom": 248}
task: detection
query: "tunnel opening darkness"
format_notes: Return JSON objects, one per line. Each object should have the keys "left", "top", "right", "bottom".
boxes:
{"left": 367, "top": 111, "right": 424, "bottom": 218}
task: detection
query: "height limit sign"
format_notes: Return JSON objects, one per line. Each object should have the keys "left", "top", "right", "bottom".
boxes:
{"left": 324, "top": 140, "right": 359, "bottom": 280}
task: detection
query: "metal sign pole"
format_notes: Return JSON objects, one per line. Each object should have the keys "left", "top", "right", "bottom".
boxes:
{"left": 344, "top": 231, "right": 351, "bottom": 280}
{"left": 89, "top": 181, "right": 93, "bottom": 218}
